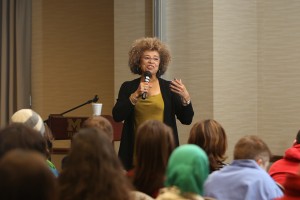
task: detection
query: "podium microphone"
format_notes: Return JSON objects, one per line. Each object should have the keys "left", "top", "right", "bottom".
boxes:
{"left": 59, "top": 95, "right": 99, "bottom": 116}
{"left": 92, "top": 95, "right": 99, "bottom": 103}
{"left": 142, "top": 71, "right": 152, "bottom": 100}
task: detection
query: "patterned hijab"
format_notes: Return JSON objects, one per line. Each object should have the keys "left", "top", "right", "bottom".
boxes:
{"left": 165, "top": 144, "right": 209, "bottom": 195}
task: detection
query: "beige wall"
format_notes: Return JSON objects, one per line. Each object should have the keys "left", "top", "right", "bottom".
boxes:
{"left": 162, "top": 0, "right": 213, "bottom": 143}
{"left": 32, "top": 0, "right": 114, "bottom": 120}
{"left": 257, "top": 0, "right": 300, "bottom": 155}
{"left": 162, "top": 0, "right": 300, "bottom": 161}
{"left": 214, "top": 0, "right": 300, "bottom": 159}
{"left": 213, "top": 0, "right": 258, "bottom": 160}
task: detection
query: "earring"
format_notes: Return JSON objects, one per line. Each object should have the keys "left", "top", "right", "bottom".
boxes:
{"left": 136, "top": 67, "right": 140, "bottom": 74}
{"left": 157, "top": 69, "right": 161, "bottom": 76}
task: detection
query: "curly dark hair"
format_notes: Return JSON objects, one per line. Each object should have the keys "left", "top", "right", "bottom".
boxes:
{"left": 128, "top": 37, "right": 171, "bottom": 77}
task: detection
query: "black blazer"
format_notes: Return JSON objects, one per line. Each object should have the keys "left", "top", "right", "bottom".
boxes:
{"left": 112, "top": 77, "right": 194, "bottom": 170}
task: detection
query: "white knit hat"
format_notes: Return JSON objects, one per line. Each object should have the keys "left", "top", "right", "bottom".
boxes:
{"left": 11, "top": 109, "right": 45, "bottom": 136}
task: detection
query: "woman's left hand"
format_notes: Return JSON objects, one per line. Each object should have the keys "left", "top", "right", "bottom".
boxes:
{"left": 170, "top": 78, "right": 191, "bottom": 105}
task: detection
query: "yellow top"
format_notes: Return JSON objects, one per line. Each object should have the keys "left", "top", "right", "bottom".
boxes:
{"left": 134, "top": 93, "right": 164, "bottom": 132}
{"left": 133, "top": 93, "right": 164, "bottom": 165}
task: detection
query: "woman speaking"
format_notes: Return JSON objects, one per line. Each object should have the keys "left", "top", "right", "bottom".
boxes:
{"left": 112, "top": 37, "right": 194, "bottom": 170}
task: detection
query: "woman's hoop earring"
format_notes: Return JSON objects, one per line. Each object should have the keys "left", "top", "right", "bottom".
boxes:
{"left": 136, "top": 67, "right": 141, "bottom": 74}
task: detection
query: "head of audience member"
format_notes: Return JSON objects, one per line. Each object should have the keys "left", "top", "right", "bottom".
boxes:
{"left": 269, "top": 129, "right": 300, "bottom": 190}
{"left": 276, "top": 171, "right": 300, "bottom": 200}
{"left": 58, "top": 128, "right": 132, "bottom": 200}
{"left": 61, "top": 116, "right": 114, "bottom": 170}
{"left": 133, "top": 120, "right": 175, "bottom": 197}
{"left": 164, "top": 144, "right": 209, "bottom": 197}
{"left": 11, "top": 109, "right": 45, "bottom": 135}
{"left": 11, "top": 109, "right": 54, "bottom": 158}
{"left": 0, "top": 149, "right": 57, "bottom": 200}
{"left": 293, "top": 129, "right": 300, "bottom": 145}
{"left": 82, "top": 116, "right": 113, "bottom": 142}
{"left": 234, "top": 135, "right": 272, "bottom": 171}
{"left": 188, "top": 119, "right": 227, "bottom": 172}
{"left": 0, "top": 123, "right": 47, "bottom": 159}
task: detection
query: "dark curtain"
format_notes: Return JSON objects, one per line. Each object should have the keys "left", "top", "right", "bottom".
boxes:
{"left": 0, "top": 0, "right": 32, "bottom": 127}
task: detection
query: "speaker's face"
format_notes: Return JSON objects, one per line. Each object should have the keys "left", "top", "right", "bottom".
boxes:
{"left": 140, "top": 50, "right": 160, "bottom": 77}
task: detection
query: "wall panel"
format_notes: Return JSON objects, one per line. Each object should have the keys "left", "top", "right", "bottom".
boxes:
{"left": 163, "top": 0, "right": 213, "bottom": 144}
{"left": 32, "top": 0, "right": 114, "bottom": 120}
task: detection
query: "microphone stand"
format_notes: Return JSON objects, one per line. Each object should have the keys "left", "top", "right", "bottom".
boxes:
{"left": 44, "top": 95, "right": 99, "bottom": 123}
{"left": 60, "top": 95, "right": 98, "bottom": 116}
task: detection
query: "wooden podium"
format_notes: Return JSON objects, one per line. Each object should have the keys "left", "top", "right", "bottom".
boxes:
{"left": 46, "top": 114, "right": 123, "bottom": 142}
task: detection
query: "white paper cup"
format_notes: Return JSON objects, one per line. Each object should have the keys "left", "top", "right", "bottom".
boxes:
{"left": 92, "top": 103, "right": 102, "bottom": 116}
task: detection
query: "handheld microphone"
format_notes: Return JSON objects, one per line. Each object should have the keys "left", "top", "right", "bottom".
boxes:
{"left": 142, "top": 71, "right": 152, "bottom": 100}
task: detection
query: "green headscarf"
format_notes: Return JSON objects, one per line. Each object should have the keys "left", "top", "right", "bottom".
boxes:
{"left": 165, "top": 144, "right": 209, "bottom": 195}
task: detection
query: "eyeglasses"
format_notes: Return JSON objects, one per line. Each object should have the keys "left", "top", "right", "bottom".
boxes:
{"left": 142, "top": 56, "right": 160, "bottom": 62}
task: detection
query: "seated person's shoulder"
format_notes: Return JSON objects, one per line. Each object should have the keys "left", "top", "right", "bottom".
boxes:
{"left": 156, "top": 187, "right": 213, "bottom": 200}
{"left": 131, "top": 191, "right": 154, "bottom": 200}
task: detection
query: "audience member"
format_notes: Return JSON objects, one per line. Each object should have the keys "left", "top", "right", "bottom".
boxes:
{"left": 188, "top": 119, "right": 228, "bottom": 172}
{"left": 127, "top": 120, "right": 175, "bottom": 198}
{"left": 0, "top": 123, "right": 47, "bottom": 158}
{"left": 204, "top": 135, "right": 283, "bottom": 200}
{"left": 61, "top": 115, "right": 114, "bottom": 170}
{"left": 82, "top": 115, "right": 113, "bottom": 142}
{"left": 58, "top": 127, "right": 133, "bottom": 200}
{"left": 275, "top": 171, "right": 300, "bottom": 200}
{"left": 269, "top": 130, "right": 300, "bottom": 188}
{"left": 11, "top": 109, "right": 58, "bottom": 176}
{"left": 156, "top": 144, "right": 213, "bottom": 200}
{"left": 0, "top": 149, "right": 57, "bottom": 200}
{"left": 11, "top": 109, "right": 45, "bottom": 135}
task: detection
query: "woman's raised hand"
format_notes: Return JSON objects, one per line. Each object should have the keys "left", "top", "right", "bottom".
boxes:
{"left": 170, "top": 78, "right": 191, "bottom": 105}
